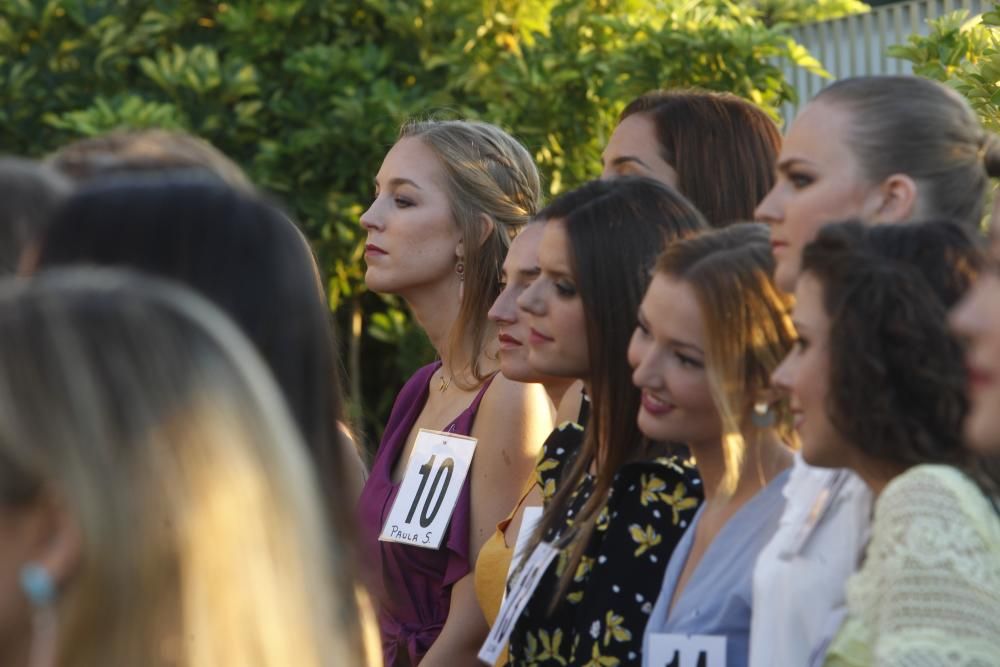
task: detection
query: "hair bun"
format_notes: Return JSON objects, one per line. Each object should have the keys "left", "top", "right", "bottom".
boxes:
{"left": 981, "top": 133, "right": 1000, "bottom": 178}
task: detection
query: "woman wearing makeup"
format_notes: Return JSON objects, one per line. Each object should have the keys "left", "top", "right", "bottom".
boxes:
{"left": 504, "top": 177, "right": 706, "bottom": 666}
{"left": 750, "top": 74, "right": 1000, "bottom": 667}
{"left": 773, "top": 220, "right": 1000, "bottom": 665}
{"left": 602, "top": 89, "right": 781, "bottom": 227}
{"left": 356, "top": 120, "right": 554, "bottom": 666}
{"left": 952, "top": 220, "right": 1000, "bottom": 457}
{"left": 635, "top": 224, "right": 797, "bottom": 667}
{"left": 472, "top": 221, "right": 577, "bottom": 665}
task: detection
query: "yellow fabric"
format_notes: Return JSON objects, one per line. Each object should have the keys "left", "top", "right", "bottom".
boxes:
{"left": 474, "top": 472, "right": 538, "bottom": 666}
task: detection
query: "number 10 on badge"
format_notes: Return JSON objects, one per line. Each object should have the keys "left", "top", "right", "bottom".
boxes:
{"left": 379, "top": 428, "right": 478, "bottom": 550}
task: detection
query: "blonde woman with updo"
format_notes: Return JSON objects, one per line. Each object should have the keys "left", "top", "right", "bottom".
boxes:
{"left": 0, "top": 269, "right": 377, "bottom": 667}
{"left": 751, "top": 74, "right": 1000, "bottom": 667}
{"left": 356, "top": 120, "right": 554, "bottom": 666}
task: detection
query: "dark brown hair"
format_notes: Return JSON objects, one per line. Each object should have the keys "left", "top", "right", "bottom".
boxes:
{"left": 620, "top": 89, "right": 781, "bottom": 227}
{"left": 529, "top": 177, "right": 707, "bottom": 603}
{"left": 801, "top": 220, "right": 990, "bottom": 488}
{"left": 35, "top": 176, "right": 355, "bottom": 524}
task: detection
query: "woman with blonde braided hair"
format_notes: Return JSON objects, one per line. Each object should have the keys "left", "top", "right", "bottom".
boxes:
{"left": 357, "top": 120, "right": 554, "bottom": 666}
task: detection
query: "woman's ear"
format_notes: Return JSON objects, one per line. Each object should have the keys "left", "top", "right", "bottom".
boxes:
{"left": 476, "top": 213, "right": 496, "bottom": 248}
{"left": 866, "top": 173, "right": 919, "bottom": 224}
{"left": 29, "top": 494, "right": 82, "bottom": 590}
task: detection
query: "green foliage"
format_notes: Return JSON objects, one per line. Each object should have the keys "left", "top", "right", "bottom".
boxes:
{"left": 890, "top": 5, "right": 1000, "bottom": 132}
{"left": 750, "top": 0, "right": 868, "bottom": 27}
{"left": 0, "top": 0, "right": 836, "bottom": 440}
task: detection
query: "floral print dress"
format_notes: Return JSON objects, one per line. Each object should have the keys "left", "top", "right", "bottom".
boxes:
{"left": 506, "top": 423, "right": 702, "bottom": 667}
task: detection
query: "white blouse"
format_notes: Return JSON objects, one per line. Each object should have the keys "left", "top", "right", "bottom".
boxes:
{"left": 748, "top": 454, "right": 872, "bottom": 667}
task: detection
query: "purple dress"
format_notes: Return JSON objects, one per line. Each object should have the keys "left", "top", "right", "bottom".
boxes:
{"left": 357, "top": 362, "right": 496, "bottom": 666}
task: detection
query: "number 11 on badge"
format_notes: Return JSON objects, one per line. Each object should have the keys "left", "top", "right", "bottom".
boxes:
{"left": 380, "top": 428, "right": 478, "bottom": 550}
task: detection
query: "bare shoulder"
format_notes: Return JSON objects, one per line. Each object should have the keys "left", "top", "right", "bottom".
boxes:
{"left": 475, "top": 373, "right": 552, "bottom": 435}
{"left": 470, "top": 374, "right": 553, "bottom": 472}
{"left": 555, "top": 380, "right": 585, "bottom": 424}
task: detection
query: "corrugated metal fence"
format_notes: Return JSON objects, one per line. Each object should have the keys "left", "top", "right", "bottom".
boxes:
{"left": 780, "top": 0, "right": 990, "bottom": 124}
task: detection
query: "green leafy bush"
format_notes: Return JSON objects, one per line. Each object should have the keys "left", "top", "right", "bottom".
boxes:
{"left": 890, "top": 4, "right": 1000, "bottom": 132}
{"left": 0, "top": 0, "right": 839, "bottom": 441}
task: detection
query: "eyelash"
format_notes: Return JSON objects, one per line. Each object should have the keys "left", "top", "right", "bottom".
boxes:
{"left": 788, "top": 172, "right": 814, "bottom": 189}
{"left": 555, "top": 281, "right": 577, "bottom": 298}
{"left": 394, "top": 197, "right": 413, "bottom": 208}
{"left": 676, "top": 352, "right": 703, "bottom": 369}
{"left": 793, "top": 336, "right": 810, "bottom": 350}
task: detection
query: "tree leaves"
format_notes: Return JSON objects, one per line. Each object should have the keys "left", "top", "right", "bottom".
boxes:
{"left": 0, "top": 0, "right": 853, "bottom": 439}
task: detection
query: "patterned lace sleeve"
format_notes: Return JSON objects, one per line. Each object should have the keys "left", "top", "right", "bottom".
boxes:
{"left": 862, "top": 466, "right": 1000, "bottom": 666}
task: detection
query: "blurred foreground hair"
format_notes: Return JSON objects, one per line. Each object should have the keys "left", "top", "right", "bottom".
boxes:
{"left": 0, "top": 269, "right": 377, "bottom": 666}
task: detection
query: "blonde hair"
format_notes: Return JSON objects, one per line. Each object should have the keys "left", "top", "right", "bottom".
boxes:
{"left": 656, "top": 224, "right": 798, "bottom": 494}
{"left": 0, "top": 269, "right": 378, "bottom": 666}
{"left": 399, "top": 120, "right": 541, "bottom": 386}
{"left": 47, "top": 129, "right": 252, "bottom": 191}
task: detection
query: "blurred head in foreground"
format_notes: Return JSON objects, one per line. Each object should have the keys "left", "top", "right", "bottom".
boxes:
{"left": 0, "top": 269, "right": 375, "bottom": 666}
{"left": 0, "top": 157, "right": 72, "bottom": 275}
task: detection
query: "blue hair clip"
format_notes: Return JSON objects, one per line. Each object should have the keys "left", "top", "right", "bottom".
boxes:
{"left": 19, "top": 563, "right": 56, "bottom": 607}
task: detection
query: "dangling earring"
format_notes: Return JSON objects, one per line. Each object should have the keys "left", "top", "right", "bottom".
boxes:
{"left": 20, "top": 563, "right": 58, "bottom": 667}
{"left": 752, "top": 400, "right": 776, "bottom": 428}
{"left": 455, "top": 260, "right": 465, "bottom": 302}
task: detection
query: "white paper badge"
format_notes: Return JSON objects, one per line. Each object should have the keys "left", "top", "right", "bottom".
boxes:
{"left": 508, "top": 507, "right": 543, "bottom": 578}
{"left": 478, "top": 541, "right": 559, "bottom": 664}
{"left": 379, "top": 428, "right": 477, "bottom": 550}
{"left": 646, "top": 634, "right": 726, "bottom": 667}
{"left": 497, "top": 506, "right": 543, "bottom": 610}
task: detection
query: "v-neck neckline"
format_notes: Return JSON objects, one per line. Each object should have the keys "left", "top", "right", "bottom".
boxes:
{"left": 665, "top": 468, "right": 790, "bottom": 623}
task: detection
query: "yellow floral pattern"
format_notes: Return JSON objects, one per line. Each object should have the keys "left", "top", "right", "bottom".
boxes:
{"left": 660, "top": 481, "right": 701, "bottom": 525}
{"left": 508, "top": 422, "right": 703, "bottom": 667}
{"left": 628, "top": 524, "right": 662, "bottom": 558}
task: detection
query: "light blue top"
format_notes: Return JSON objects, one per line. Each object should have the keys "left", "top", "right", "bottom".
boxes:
{"left": 642, "top": 469, "right": 791, "bottom": 667}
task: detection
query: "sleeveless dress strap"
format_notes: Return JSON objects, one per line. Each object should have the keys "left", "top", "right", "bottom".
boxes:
{"left": 445, "top": 371, "right": 498, "bottom": 434}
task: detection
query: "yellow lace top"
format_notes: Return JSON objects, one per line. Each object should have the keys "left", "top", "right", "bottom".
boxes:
{"left": 824, "top": 464, "right": 1000, "bottom": 666}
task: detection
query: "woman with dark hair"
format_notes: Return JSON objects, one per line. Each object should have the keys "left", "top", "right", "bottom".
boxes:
{"left": 952, "top": 222, "right": 1000, "bottom": 455}
{"left": 31, "top": 175, "right": 366, "bottom": 507}
{"left": 602, "top": 89, "right": 781, "bottom": 227}
{"left": 751, "top": 74, "right": 1000, "bottom": 667}
{"left": 502, "top": 177, "right": 707, "bottom": 666}
{"left": 772, "top": 220, "right": 1000, "bottom": 665}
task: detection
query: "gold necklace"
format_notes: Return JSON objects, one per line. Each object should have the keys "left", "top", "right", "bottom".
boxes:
{"left": 438, "top": 371, "right": 451, "bottom": 392}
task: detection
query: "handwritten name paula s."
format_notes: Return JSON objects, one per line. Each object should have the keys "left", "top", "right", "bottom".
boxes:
{"left": 389, "top": 525, "right": 432, "bottom": 545}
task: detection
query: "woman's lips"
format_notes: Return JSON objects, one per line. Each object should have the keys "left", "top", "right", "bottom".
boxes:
{"left": 640, "top": 391, "right": 674, "bottom": 416}
{"left": 770, "top": 240, "right": 788, "bottom": 253}
{"left": 528, "top": 328, "right": 554, "bottom": 344}
{"left": 364, "top": 243, "right": 387, "bottom": 256}
{"left": 967, "top": 364, "right": 994, "bottom": 392}
{"left": 498, "top": 333, "right": 522, "bottom": 349}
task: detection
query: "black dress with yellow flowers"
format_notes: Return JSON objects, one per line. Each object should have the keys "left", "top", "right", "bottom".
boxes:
{"left": 506, "top": 416, "right": 702, "bottom": 667}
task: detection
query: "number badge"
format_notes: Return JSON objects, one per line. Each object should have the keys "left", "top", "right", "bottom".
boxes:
{"left": 379, "top": 428, "right": 477, "bottom": 550}
{"left": 646, "top": 634, "right": 726, "bottom": 667}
